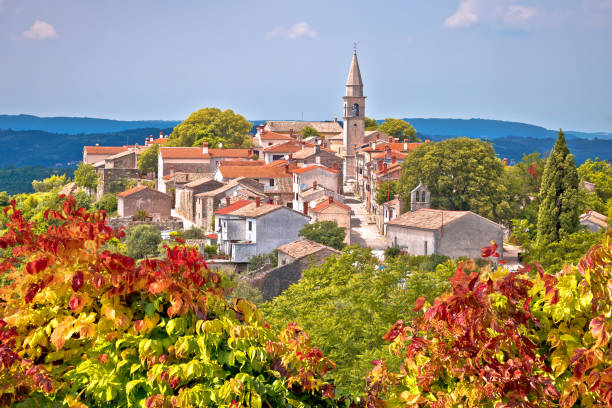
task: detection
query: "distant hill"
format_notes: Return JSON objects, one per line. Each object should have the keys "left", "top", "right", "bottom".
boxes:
{"left": 403, "top": 118, "right": 611, "bottom": 141}
{"left": 0, "top": 114, "right": 180, "bottom": 134}
{"left": 0, "top": 127, "right": 173, "bottom": 168}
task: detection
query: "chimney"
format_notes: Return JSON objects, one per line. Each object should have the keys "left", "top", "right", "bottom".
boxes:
{"left": 313, "top": 180, "right": 317, "bottom": 190}
{"left": 333, "top": 163, "right": 338, "bottom": 171}
{"left": 202, "top": 142, "right": 209, "bottom": 154}
{"left": 303, "top": 202, "right": 308, "bottom": 215}
{"left": 289, "top": 128, "right": 294, "bottom": 138}
{"left": 257, "top": 124, "right": 264, "bottom": 135}
{"left": 248, "top": 148, "right": 253, "bottom": 157}
{"left": 329, "top": 196, "right": 333, "bottom": 203}
{"left": 315, "top": 156, "right": 321, "bottom": 164}
{"left": 404, "top": 142, "right": 408, "bottom": 151}
{"left": 333, "top": 117, "right": 338, "bottom": 122}
{"left": 186, "top": 174, "right": 189, "bottom": 181}
{"left": 256, "top": 197, "right": 261, "bottom": 207}
{"left": 225, "top": 196, "right": 231, "bottom": 206}
{"left": 284, "top": 163, "right": 289, "bottom": 174}
{"left": 315, "top": 144, "right": 320, "bottom": 154}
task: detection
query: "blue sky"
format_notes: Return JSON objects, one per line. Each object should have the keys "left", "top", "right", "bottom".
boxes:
{"left": 0, "top": 0, "right": 611, "bottom": 132}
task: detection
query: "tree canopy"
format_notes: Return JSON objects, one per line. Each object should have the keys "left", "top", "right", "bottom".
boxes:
{"left": 364, "top": 117, "right": 379, "bottom": 131}
{"left": 399, "top": 137, "right": 510, "bottom": 222}
{"left": 375, "top": 180, "right": 400, "bottom": 205}
{"left": 537, "top": 130, "right": 580, "bottom": 245}
{"left": 32, "top": 174, "right": 70, "bottom": 193}
{"left": 165, "top": 108, "right": 253, "bottom": 148}
{"left": 577, "top": 158, "right": 612, "bottom": 214}
{"left": 74, "top": 162, "right": 98, "bottom": 190}
{"left": 378, "top": 118, "right": 419, "bottom": 142}
{"left": 138, "top": 144, "right": 159, "bottom": 175}
{"left": 300, "top": 126, "right": 322, "bottom": 139}
{"left": 124, "top": 224, "right": 162, "bottom": 259}
{"left": 299, "top": 221, "right": 346, "bottom": 250}
{"left": 261, "top": 248, "right": 452, "bottom": 394}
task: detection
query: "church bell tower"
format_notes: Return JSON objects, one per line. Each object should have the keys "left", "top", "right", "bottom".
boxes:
{"left": 342, "top": 49, "right": 366, "bottom": 183}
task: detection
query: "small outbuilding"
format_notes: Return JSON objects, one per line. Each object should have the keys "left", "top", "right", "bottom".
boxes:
{"left": 580, "top": 210, "right": 608, "bottom": 232}
{"left": 117, "top": 185, "right": 172, "bottom": 219}
{"left": 386, "top": 208, "right": 504, "bottom": 259}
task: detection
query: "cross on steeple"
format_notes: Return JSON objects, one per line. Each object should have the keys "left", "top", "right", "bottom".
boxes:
{"left": 353, "top": 41, "right": 358, "bottom": 53}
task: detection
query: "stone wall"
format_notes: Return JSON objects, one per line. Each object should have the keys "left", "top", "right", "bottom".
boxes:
{"left": 118, "top": 189, "right": 172, "bottom": 219}
{"left": 106, "top": 216, "right": 183, "bottom": 231}
{"left": 96, "top": 168, "right": 139, "bottom": 200}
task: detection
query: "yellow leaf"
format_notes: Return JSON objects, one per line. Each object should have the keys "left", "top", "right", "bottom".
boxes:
{"left": 50, "top": 317, "right": 75, "bottom": 350}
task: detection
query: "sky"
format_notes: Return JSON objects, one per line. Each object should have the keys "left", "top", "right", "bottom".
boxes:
{"left": 0, "top": 0, "right": 611, "bottom": 132}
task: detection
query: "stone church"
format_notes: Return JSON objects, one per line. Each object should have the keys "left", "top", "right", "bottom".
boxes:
{"left": 342, "top": 50, "right": 366, "bottom": 186}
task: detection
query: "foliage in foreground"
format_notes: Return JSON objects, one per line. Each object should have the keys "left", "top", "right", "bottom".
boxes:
{"left": 365, "top": 237, "right": 612, "bottom": 407}
{"left": 0, "top": 197, "right": 337, "bottom": 407}
{"left": 299, "top": 221, "right": 346, "bottom": 251}
{"left": 261, "top": 248, "right": 453, "bottom": 395}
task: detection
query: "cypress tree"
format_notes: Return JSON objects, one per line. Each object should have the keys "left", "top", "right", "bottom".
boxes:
{"left": 536, "top": 129, "right": 580, "bottom": 244}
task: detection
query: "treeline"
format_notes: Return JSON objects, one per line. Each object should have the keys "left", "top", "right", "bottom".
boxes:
{"left": 0, "top": 166, "right": 74, "bottom": 195}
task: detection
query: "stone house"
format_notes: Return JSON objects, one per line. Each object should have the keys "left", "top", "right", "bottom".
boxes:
{"left": 291, "top": 165, "right": 340, "bottom": 209}
{"left": 368, "top": 161, "right": 402, "bottom": 213}
{"left": 252, "top": 125, "right": 294, "bottom": 155}
{"left": 262, "top": 140, "right": 316, "bottom": 164}
{"left": 386, "top": 208, "right": 504, "bottom": 259}
{"left": 157, "top": 144, "right": 255, "bottom": 188}
{"left": 377, "top": 196, "right": 403, "bottom": 234}
{"left": 213, "top": 162, "right": 293, "bottom": 202}
{"left": 83, "top": 145, "right": 130, "bottom": 165}
{"left": 194, "top": 178, "right": 267, "bottom": 231}
{"left": 244, "top": 238, "right": 340, "bottom": 300}
{"left": 174, "top": 176, "right": 224, "bottom": 222}
{"left": 214, "top": 199, "right": 310, "bottom": 263}
{"left": 117, "top": 185, "right": 172, "bottom": 219}
{"left": 310, "top": 197, "right": 352, "bottom": 244}
{"left": 580, "top": 210, "right": 608, "bottom": 232}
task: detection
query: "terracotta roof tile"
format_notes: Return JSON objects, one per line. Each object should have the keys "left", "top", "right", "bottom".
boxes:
{"left": 214, "top": 200, "right": 253, "bottom": 215}
{"left": 265, "top": 121, "right": 343, "bottom": 134}
{"left": 277, "top": 238, "right": 339, "bottom": 259}
{"left": 292, "top": 165, "right": 338, "bottom": 174}
{"left": 160, "top": 147, "right": 253, "bottom": 159}
{"left": 257, "top": 130, "right": 294, "bottom": 140}
{"left": 117, "top": 185, "right": 154, "bottom": 198}
{"left": 312, "top": 197, "right": 351, "bottom": 213}
{"left": 218, "top": 164, "right": 291, "bottom": 179}
{"left": 263, "top": 140, "right": 315, "bottom": 153}
{"left": 84, "top": 146, "right": 129, "bottom": 155}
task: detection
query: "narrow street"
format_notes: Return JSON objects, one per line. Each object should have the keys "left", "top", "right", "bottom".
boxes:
{"left": 345, "top": 196, "right": 387, "bottom": 250}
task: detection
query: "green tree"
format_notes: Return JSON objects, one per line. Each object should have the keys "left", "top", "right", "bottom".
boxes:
{"left": 502, "top": 152, "right": 546, "bottom": 225}
{"left": 165, "top": 107, "right": 252, "bottom": 148}
{"left": 74, "top": 162, "right": 98, "bottom": 190}
{"left": 300, "top": 126, "right": 322, "bottom": 139}
{"left": 31, "top": 174, "right": 70, "bottom": 193}
{"left": 375, "top": 180, "right": 400, "bottom": 204}
{"left": 94, "top": 193, "right": 117, "bottom": 214}
{"left": 260, "top": 248, "right": 452, "bottom": 394}
{"left": 577, "top": 158, "right": 612, "bottom": 214}
{"left": 124, "top": 224, "right": 162, "bottom": 259}
{"left": 536, "top": 130, "right": 580, "bottom": 245}
{"left": 137, "top": 144, "right": 159, "bottom": 175}
{"left": 364, "top": 117, "right": 379, "bottom": 131}
{"left": 0, "top": 191, "right": 10, "bottom": 206}
{"left": 248, "top": 250, "right": 278, "bottom": 271}
{"left": 299, "top": 221, "right": 346, "bottom": 250}
{"left": 378, "top": 118, "right": 419, "bottom": 142}
{"left": 399, "top": 138, "right": 510, "bottom": 222}
{"left": 72, "top": 190, "right": 92, "bottom": 210}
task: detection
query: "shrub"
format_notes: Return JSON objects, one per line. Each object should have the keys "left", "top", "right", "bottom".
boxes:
{"left": 384, "top": 246, "right": 400, "bottom": 258}
{"left": 124, "top": 224, "right": 162, "bottom": 259}
{"left": 94, "top": 193, "right": 117, "bottom": 214}
{"left": 0, "top": 197, "right": 338, "bottom": 406}
{"left": 204, "top": 244, "right": 217, "bottom": 257}
{"left": 133, "top": 209, "right": 149, "bottom": 221}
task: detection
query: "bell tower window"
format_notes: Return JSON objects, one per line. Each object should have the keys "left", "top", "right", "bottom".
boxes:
{"left": 352, "top": 103, "right": 360, "bottom": 117}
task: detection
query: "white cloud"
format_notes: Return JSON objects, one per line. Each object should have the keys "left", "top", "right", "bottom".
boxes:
{"left": 444, "top": 0, "right": 479, "bottom": 28}
{"left": 504, "top": 5, "right": 537, "bottom": 24}
{"left": 266, "top": 21, "right": 318, "bottom": 39}
{"left": 22, "top": 20, "right": 58, "bottom": 40}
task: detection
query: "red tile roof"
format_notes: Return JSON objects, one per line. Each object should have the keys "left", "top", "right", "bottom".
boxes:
{"left": 160, "top": 147, "right": 253, "bottom": 159}
{"left": 257, "top": 130, "right": 294, "bottom": 141}
{"left": 371, "top": 151, "right": 407, "bottom": 160}
{"left": 218, "top": 163, "right": 291, "bottom": 179}
{"left": 84, "top": 146, "right": 129, "bottom": 155}
{"left": 292, "top": 164, "right": 338, "bottom": 174}
{"left": 312, "top": 197, "right": 351, "bottom": 213}
{"left": 263, "top": 140, "right": 315, "bottom": 153}
{"left": 214, "top": 200, "right": 253, "bottom": 215}
{"left": 220, "top": 160, "right": 266, "bottom": 166}
{"left": 116, "top": 185, "right": 150, "bottom": 198}
{"left": 205, "top": 233, "right": 218, "bottom": 239}
{"left": 387, "top": 208, "right": 470, "bottom": 230}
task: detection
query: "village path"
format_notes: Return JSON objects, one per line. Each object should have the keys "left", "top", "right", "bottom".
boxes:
{"left": 345, "top": 196, "right": 387, "bottom": 251}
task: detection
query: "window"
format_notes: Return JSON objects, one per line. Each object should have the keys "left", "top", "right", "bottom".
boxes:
{"left": 269, "top": 179, "right": 275, "bottom": 187}
{"left": 248, "top": 221, "right": 252, "bottom": 231}
{"left": 424, "top": 241, "right": 428, "bottom": 255}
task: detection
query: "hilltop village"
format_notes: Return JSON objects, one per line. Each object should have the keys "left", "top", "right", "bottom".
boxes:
{"left": 76, "top": 51, "right": 607, "bottom": 299}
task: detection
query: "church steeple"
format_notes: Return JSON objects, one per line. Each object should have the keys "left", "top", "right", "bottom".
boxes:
{"left": 346, "top": 51, "right": 363, "bottom": 95}
{"left": 342, "top": 49, "right": 366, "bottom": 183}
